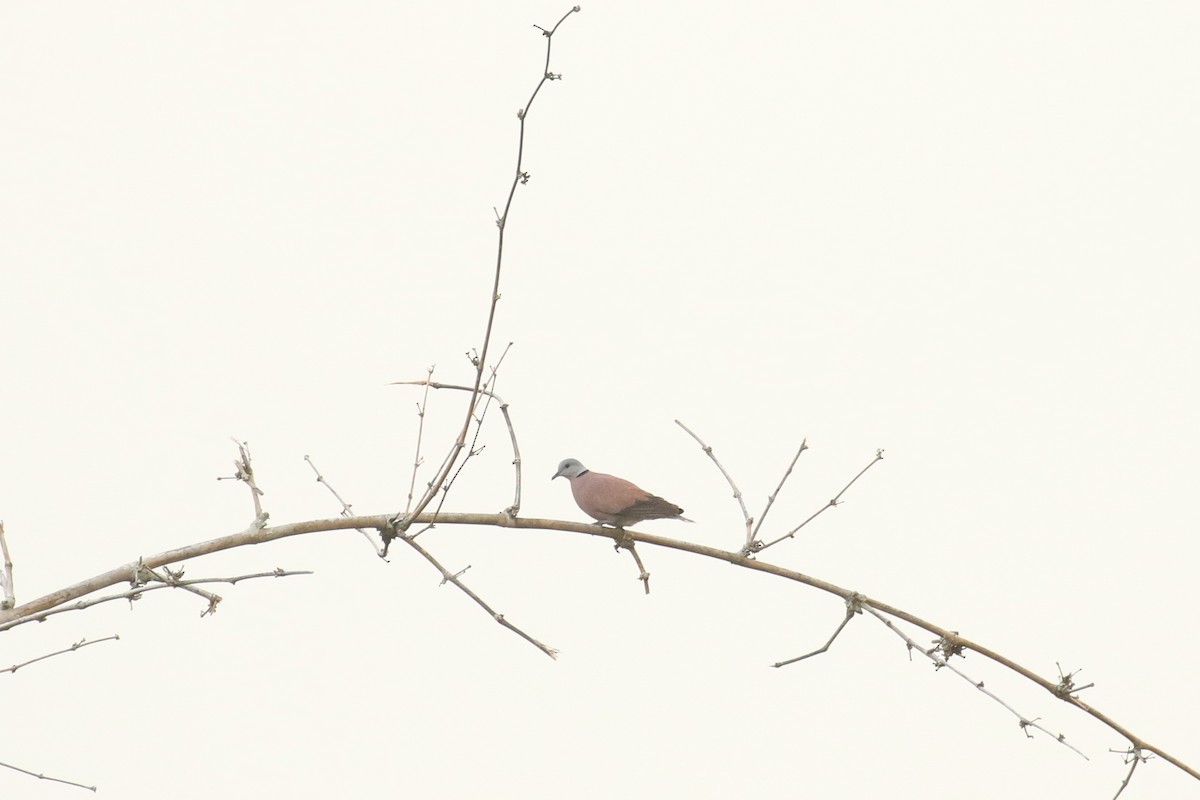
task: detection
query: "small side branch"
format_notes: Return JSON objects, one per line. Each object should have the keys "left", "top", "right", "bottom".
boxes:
{"left": 388, "top": 522, "right": 558, "bottom": 659}
{"left": 616, "top": 540, "right": 651, "bottom": 594}
{"left": 0, "top": 759, "right": 96, "bottom": 793}
{"left": 137, "top": 562, "right": 224, "bottom": 616}
{"left": 3, "top": 635, "right": 120, "bottom": 675}
{"left": 0, "top": 521, "right": 14, "bottom": 610}
{"left": 0, "top": 568, "right": 311, "bottom": 634}
{"left": 308, "top": 458, "right": 554, "bottom": 659}
{"left": 772, "top": 593, "right": 862, "bottom": 667}
{"left": 405, "top": 365, "right": 436, "bottom": 515}
{"left": 217, "top": 438, "right": 267, "bottom": 524}
{"left": 747, "top": 440, "right": 808, "bottom": 555}
{"left": 305, "top": 455, "right": 384, "bottom": 556}
{"left": 1110, "top": 747, "right": 1151, "bottom": 799}
{"left": 757, "top": 449, "right": 884, "bottom": 554}
{"left": 391, "top": 378, "right": 524, "bottom": 524}
{"left": 863, "top": 604, "right": 1088, "bottom": 760}
{"left": 675, "top": 419, "right": 753, "bottom": 547}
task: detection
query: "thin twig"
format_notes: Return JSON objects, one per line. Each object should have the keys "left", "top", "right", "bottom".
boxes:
{"left": 406, "top": 358, "right": 506, "bottom": 540}
{"left": 756, "top": 449, "right": 884, "bottom": 554}
{"left": 0, "top": 569, "right": 312, "bottom": 634}
{"left": 0, "top": 759, "right": 96, "bottom": 793}
{"left": 3, "top": 635, "right": 120, "bottom": 675}
{"left": 217, "top": 439, "right": 267, "bottom": 522}
{"left": 1111, "top": 747, "right": 1150, "bottom": 799}
{"left": 862, "top": 603, "right": 1088, "bottom": 760}
{"left": 392, "top": 6, "right": 579, "bottom": 535}
{"left": 397, "top": 355, "right": 516, "bottom": 542}
{"left": 392, "top": 525, "right": 558, "bottom": 659}
{"left": 616, "top": 541, "right": 651, "bottom": 594}
{"left": 392, "top": 380, "right": 524, "bottom": 520}
{"left": 305, "top": 455, "right": 383, "bottom": 555}
{"left": 487, "top": 345, "right": 522, "bottom": 519}
{"left": 772, "top": 594, "right": 860, "bottom": 667}
{"left": 138, "top": 562, "right": 224, "bottom": 617}
{"left": 748, "top": 440, "right": 808, "bottom": 554}
{"left": 675, "top": 419, "right": 753, "bottom": 546}
{"left": 0, "top": 520, "right": 14, "bottom": 610}
{"left": 313, "top": 454, "right": 553, "bottom": 658}
{"left": 406, "top": 365, "right": 435, "bottom": 514}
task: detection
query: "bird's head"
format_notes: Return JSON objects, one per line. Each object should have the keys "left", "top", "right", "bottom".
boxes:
{"left": 552, "top": 458, "right": 588, "bottom": 480}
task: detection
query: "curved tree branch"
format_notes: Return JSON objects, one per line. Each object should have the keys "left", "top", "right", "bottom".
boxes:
{"left": 1, "top": 511, "right": 1193, "bottom": 784}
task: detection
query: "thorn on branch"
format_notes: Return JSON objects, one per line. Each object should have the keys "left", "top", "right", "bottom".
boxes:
{"left": 440, "top": 565, "right": 472, "bottom": 586}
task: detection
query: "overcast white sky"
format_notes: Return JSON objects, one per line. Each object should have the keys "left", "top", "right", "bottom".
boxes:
{"left": 2, "top": 2, "right": 1198, "bottom": 798}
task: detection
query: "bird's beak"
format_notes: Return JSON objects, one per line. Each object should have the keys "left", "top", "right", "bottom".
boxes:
{"left": 551, "top": 471, "right": 561, "bottom": 480}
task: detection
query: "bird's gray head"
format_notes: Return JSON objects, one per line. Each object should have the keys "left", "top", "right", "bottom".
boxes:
{"left": 552, "top": 458, "right": 588, "bottom": 480}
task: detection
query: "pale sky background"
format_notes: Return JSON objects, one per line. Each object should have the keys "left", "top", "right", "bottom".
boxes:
{"left": 2, "top": 2, "right": 1198, "bottom": 798}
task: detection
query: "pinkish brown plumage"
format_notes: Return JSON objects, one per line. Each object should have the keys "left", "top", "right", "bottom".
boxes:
{"left": 553, "top": 458, "right": 692, "bottom": 528}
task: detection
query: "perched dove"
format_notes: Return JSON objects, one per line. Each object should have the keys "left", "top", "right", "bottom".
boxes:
{"left": 553, "top": 458, "right": 692, "bottom": 528}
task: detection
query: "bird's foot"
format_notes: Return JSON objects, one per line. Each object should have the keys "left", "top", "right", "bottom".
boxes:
{"left": 611, "top": 528, "right": 634, "bottom": 551}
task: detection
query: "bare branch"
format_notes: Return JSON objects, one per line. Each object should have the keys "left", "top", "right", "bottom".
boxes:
{"left": 0, "top": 512, "right": 1193, "bottom": 783}
{"left": 217, "top": 438, "right": 267, "bottom": 522}
{"left": 3, "top": 635, "right": 120, "bottom": 675}
{"left": 391, "top": 380, "right": 524, "bottom": 520}
{"left": 862, "top": 603, "right": 1088, "bottom": 760}
{"left": 404, "top": 359, "right": 507, "bottom": 541}
{"left": 0, "top": 568, "right": 311, "bottom": 634}
{"left": 1111, "top": 747, "right": 1150, "bottom": 799}
{"left": 675, "top": 419, "right": 754, "bottom": 547}
{"left": 756, "top": 449, "right": 884, "bottom": 554}
{"left": 748, "top": 440, "right": 808, "bottom": 554}
{"left": 0, "top": 759, "right": 96, "bottom": 793}
{"left": 615, "top": 540, "right": 651, "bottom": 595}
{"left": 405, "top": 365, "right": 436, "bottom": 515}
{"left": 305, "top": 454, "right": 383, "bottom": 556}
{"left": 0, "top": 520, "right": 14, "bottom": 610}
{"left": 393, "top": 6, "right": 580, "bottom": 534}
{"left": 138, "top": 562, "right": 224, "bottom": 617}
{"left": 772, "top": 593, "right": 861, "bottom": 667}
{"left": 313, "top": 455, "right": 553, "bottom": 658}
{"left": 388, "top": 521, "right": 558, "bottom": 660}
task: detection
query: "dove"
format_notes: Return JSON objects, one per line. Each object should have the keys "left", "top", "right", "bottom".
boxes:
{"left": 552, "top": 458, "right": 692, "bottom": 528}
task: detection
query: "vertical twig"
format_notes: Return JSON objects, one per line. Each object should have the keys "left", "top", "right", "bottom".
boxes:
{"left": 217, "top": 439, "right": 267, "bottom": 525}
{"left": 748, "top": 440, "right": 808, "bottom": 553}
{"left": 0, "top": 521, "right": 15, "bottom": 610}
{"left": 392, "top": 6, "right": 580, "bottom": 533}
{"left": 406, "top": 365, "right": 435, "bottom": 515}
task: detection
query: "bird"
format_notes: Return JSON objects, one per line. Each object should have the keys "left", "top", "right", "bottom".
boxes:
{"left": 552, "top": 458, "right": 692, "bottom": 528}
